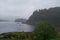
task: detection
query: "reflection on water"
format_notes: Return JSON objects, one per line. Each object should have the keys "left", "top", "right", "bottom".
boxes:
{"left": 0, "top": 22, "right": 34, "bottom": 34}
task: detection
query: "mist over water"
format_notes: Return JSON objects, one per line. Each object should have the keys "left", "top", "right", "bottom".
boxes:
{"left": 0, "top": 22, "right": 34, "bottom": 34}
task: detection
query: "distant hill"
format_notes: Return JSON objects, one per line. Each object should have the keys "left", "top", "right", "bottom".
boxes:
{"left": 15, "top": 18, "right": 27, "bottom": 23}
{"left": 26, "top": 7, "right": 60, "bottom": 31}
{"left": 0, "top": 20, "right": 8, "bottom": 22}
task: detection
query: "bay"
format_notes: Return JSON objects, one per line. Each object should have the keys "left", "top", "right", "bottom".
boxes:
{"left": 0, "top": 22, "right": 34, "bottom": 34}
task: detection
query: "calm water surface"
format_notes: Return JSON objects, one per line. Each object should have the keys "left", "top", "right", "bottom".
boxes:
{"left": 0, "top": 22, "right": 34, "bottom": 33}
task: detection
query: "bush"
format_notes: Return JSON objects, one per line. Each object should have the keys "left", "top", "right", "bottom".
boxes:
{"left": 34, "top": 22, "right": 57, "bottom": 40}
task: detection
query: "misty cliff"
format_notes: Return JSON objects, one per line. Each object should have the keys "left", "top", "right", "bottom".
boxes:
{"left": 26, "top": 7, "right": 60, "bottom": 31}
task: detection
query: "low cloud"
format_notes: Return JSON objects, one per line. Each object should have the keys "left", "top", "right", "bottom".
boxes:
{"left": 0, "top": 0, "right": 60, "bottom": 20}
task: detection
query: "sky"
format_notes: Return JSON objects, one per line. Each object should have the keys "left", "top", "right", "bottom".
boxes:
{"left": 0, "top": 0, "right": 60, "bottom": 20}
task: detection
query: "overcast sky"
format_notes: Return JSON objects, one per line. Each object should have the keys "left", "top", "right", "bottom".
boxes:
{"left": 0, "top": 0, "right": 60, "bottom": 20}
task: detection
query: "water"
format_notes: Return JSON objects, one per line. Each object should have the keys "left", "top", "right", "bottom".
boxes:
{"left": 0, "top": 22, "right": 34, "bottom": 34}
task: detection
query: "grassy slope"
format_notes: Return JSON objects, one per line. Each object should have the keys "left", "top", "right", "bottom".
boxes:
{"left": 0, "top": 32, "right": 33, "bottom": 40}
{"left": 0, "top": 32, "right": 60, "bottom": 40}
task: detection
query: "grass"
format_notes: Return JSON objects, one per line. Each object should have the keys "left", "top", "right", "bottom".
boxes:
{"left": 0, "top": 32, "right": 60, "bottom": 40}
{"left": 50, "top": 32, "right": 60, "bottom": 40}
{"left": 0, "top": 32, "right": 33, "bottom": 40}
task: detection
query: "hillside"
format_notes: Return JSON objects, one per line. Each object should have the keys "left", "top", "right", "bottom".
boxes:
{"left": 0, "top": 20, "right": 8, "bottom": 22}
{"left": 26, "top": 7, "right": 60, "bottom": 31}
{"left": 15, "top": 18, "right": 27, "bottom": 23}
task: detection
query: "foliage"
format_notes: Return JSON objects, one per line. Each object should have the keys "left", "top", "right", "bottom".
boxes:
{"left": 0, "top": 32, "right": 60, "bottom": 40}
{"left": 34, "top": 22, "right": 57, "bottom": 40}
{"left": 0, "top": 32, "right": 33, "bottom": 40}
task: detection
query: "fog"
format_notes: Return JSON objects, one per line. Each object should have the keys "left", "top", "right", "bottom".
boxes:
{"left": 0, "top": 0, "right": 60, "bottom": 20}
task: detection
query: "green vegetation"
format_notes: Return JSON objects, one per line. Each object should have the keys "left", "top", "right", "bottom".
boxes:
{"left": 0, "top": 32, "right": 33, "bottom": 40}
{"left": 34, "top": 22, "right": 57, "bottom": 40}
{"left": 0, "top": 32, "right": 60, "bottom": 40}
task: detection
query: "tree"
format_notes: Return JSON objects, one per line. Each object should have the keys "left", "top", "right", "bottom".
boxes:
{"left": 34, "top": 22, "right": 57, "bottom": 40}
